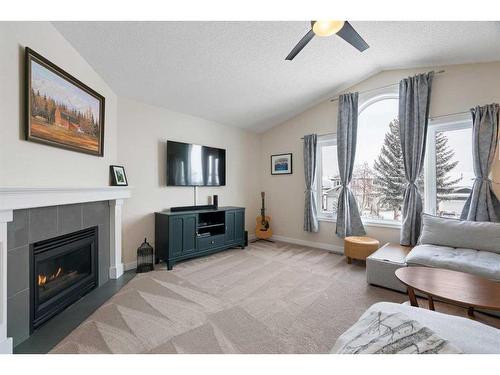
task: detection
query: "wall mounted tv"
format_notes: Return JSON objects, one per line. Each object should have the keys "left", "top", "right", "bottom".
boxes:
{"left": 167, "top": 140, "right": 226, "bottom": 186}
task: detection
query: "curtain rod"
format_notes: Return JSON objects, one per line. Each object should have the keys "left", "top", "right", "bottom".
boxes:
{"left": 329, "top": 70, "right": 445, "bottom": 102}
{"left": 300, "top": 132, "right": 336, "bottom": 140}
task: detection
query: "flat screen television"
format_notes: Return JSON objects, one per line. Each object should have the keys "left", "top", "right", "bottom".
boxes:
{"left": 167, "top": 140, "right": 226, "bottom": 186}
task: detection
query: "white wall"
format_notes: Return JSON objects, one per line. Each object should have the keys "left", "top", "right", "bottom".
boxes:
{"left": 117, "top": 97, "right": 261, "bottom": 265}
{"left": 259, "top": 62, "right": 500, "bottom": 250}
{"left": 0, "top": 22, "right": 118, "bottom": 186}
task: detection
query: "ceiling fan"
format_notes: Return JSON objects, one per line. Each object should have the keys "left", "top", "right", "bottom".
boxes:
{"left": 285, "top": 21, "right": 369, "bottom": 60}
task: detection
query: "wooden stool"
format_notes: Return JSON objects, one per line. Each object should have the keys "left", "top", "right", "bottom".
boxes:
{"left": 344, "top": 236, "right": 380, "bottom": 264}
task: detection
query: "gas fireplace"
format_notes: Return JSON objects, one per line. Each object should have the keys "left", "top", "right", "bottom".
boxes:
{"left": 30, "top": 227, "right": 98, "bottom": 331}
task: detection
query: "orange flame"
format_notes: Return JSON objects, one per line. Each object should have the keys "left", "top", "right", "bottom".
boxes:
{"left": 38, "top": 267, "right": 63, "bottom": 287}
{"left": 38, "top": 274, "right": 47, "bottom": 286}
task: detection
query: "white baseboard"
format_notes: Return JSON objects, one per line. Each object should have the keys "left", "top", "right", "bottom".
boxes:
{"left": 0, "top": 337, "right": 13, "bottom": 354}
{"left": 123, "top": 233, "right": 254, "bottom": 272}
{"left": 123, "top": 233, "right": 337, "bottom": 271}
{"left": 124, "top": 261, "right": 137, "bottom": 271}
{"left": 270, "top": 235, "right": 344, "bottom": 255}
{"left": 109, "top": 263, "right": 124, "bottom": 279}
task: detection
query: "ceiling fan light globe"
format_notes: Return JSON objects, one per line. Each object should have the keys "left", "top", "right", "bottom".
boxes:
{"left": 311, "top": 20, "right": 345, "bottom": 37}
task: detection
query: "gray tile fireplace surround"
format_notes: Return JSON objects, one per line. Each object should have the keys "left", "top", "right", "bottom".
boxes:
{"left": 7, "top": 201, "right": 110, "bottom": 347}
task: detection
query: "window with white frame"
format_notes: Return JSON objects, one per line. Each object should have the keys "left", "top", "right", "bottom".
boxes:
{"left": 355, "top": 91, "right": 402, "bottom": 223}
{"left": 424, "top": 115, "right": 473, "bottom": 219}
{"left": 317, "top": 135, "right": 340, "bottom": 219}
{"left": 316, "top": 90, "right": 472, "bottom": 225}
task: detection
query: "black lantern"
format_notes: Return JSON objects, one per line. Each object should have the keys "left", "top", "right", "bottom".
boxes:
{"left": 136, "top": 238, "right": 154, "bottom": 273}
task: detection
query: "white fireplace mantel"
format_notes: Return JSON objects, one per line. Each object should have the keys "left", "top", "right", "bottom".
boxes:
{"left": 0, "top": 186, "right": 132, "bottom": 353}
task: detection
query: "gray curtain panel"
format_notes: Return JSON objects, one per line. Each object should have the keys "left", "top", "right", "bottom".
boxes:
{"left": 303, "top": 133, "right": 319, "bottom": 232}
{"left": 399, "top": 72, "right": 434, "bottom": 246}
{"left": 460, "top": 103, "right": 500, "bottom": 222}
{"left": 336, "top": 93, "right": 366, "bottom": 238}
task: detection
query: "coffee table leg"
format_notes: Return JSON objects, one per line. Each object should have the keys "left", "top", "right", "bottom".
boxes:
{"left": 467, "top": 307, "right": 475, "bottom": 318}
{"left": 428, "top": 295, "right": 435, "bottom": 311}
{"left": 407, "top": 287, "right": 418, "bottom": 307}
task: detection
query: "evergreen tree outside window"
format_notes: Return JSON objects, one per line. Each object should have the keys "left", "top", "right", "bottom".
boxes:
{"left": 316, "top": 91, "right": 472, "bottom": 224}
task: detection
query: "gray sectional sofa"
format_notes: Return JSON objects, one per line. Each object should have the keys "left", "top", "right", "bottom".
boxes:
{"left": 406, "top": 214, "right": 500, "bottom": 281}
{"left": 366, "top": 214, "right": 500, "bottom": 292}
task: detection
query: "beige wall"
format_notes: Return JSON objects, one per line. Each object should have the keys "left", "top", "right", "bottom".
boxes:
{"left": 0, "top": 22, "right": 118, "bottom": 186}
{"left": 2, "top": 22, "right": 499, "bottom": 261}
{"left": 259, "top": 62, "right": 500, "bottom": 250}
{"left": 117, "top": 97, "right": 261, "bottom": 265}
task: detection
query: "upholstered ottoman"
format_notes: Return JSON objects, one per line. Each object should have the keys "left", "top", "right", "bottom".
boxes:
{"left": 344, "top": 236, "right": 380, "bottom": 264}
{"left": 366, "top": 243, "right": 412, "bottom": 292}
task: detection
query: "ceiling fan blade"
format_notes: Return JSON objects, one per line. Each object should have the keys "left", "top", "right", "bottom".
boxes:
{"left": 285, "top": 29, "right": 315, "bottom": 60}
{"left": 336, "top": 21, "right": 369, "bottom": 52}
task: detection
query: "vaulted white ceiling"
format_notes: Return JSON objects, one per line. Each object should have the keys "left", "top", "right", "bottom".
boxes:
{"left": 53, "top": 21, "right": 500, "bottom": 132}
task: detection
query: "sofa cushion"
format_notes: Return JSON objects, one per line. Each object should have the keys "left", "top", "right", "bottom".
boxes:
{"left": 406, "top": 244, "right": 500, "bottom": 281}
{"left": 419, "top": 214, "right": 500, "bottom": 254}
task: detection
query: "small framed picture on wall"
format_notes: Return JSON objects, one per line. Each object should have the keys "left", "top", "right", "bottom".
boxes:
{"left": 110, "top": 165, "right": 128, "bottom": 186}
{"left": 271, "top": 153, "right": 293, "bottom": 175}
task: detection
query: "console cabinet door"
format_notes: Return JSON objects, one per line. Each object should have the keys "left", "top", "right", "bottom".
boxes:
{"left": 169, "top": 215, "right": 196, "bottom": 256}
{"left": 225, "top": 211, "right": 235, "bottom": 244}
{"left": 182, "top": 215, "right": 197, "bottom": 253}
{"left": 234, "top": 210, "right": 245, "bottom": 243}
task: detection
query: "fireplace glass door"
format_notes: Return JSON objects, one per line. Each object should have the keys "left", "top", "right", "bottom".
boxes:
{"left": 31, "top": 227, "right": 98, "bottom": 331}
{"left": 37, "top": 245, "right": 92, "bottom": 305}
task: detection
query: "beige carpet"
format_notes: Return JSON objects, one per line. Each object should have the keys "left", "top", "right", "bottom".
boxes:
{"left": 50, "top": 241, "right": 497, "bottom": 354}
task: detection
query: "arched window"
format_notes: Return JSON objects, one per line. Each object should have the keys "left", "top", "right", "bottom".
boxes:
{"left": 316, "top": 87, "right": 472, "bottom": 226}
{"left": 355, "top": 91, "right": 401, "bottom": 223}
{"left": 354, "top": 90, "right": 472, "bottom": 224}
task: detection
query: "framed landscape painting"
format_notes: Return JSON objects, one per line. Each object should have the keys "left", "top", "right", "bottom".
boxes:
{"left": 271, "top": 153, "right": 293, "bottom": 175}
{"left": 25, "top": 47, "right": 105, "bottom": 156}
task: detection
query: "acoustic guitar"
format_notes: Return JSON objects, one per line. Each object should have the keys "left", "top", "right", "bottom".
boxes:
{"left": 255, "top": 192, "right": 273, "bottom": 241}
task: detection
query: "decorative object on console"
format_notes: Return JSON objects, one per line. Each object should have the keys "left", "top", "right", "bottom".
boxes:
{"left": 271, "top": 153, "right": 292, "bottom": 175}
{"left": 110, "top": 165, "right": 128, "bottom": 186}
{"left": 253, "top": 192, "right": 273, "bottom": 242}
{"left": 213, "top": 194, "right": 218, "bottom": 209}
{"left": 25, "top": 47, "right": 105, "bottom": 156}
{"left": 136, "top": 238, "right": 154, "bottom": 273}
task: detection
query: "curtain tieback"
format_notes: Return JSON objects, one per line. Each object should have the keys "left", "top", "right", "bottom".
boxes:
{"left": 474, "top": 177, "right": 499, "bottom": 185}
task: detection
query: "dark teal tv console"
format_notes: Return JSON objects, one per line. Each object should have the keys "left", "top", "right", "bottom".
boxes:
{"left": 155, "top": 206, "right": 245, "bottom": 270}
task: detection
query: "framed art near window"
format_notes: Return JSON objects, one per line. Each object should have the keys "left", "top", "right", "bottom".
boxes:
{"left": 271, "top": 153, "right": 293, "bottom": 175}
{"left": 110, "top": 165, "right": 128, "bottom": 186}
{"left": 25, "top": 47, "right": 105, "bottom": 156}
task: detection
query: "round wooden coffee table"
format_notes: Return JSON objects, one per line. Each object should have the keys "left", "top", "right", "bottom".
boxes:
{"left": 395, "top": 267, "right": 500, "bottom": 318}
